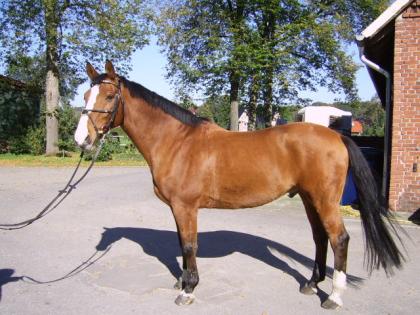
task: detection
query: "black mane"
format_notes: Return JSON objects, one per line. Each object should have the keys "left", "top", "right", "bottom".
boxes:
{"left": 120, "top": 77, "right": 207, "bottom": 126}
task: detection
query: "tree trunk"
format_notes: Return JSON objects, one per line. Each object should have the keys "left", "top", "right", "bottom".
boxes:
{"left": 247, "top": 74, "right": 259, "bottom": 131}
{"left": 263, "top": 69, "right": 273, "bottom": 128}
{"left": 229, "top": 71, "right": 240, "bottom": 131}
{"left": 262, "top": 7, "right": 275, "bottom": 128}
{"left": 44, "top": 0, "right": 60, "bottom": 155}
{"left": 45, "top": 70, "right": 59, "bottom": 155}
{"left": 226, "top": 1, "right": 245, "bottom": 132}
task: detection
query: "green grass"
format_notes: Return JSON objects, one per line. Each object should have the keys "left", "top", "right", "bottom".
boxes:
{"left": 0, "top": 152, "right": 148, "bottom": 167}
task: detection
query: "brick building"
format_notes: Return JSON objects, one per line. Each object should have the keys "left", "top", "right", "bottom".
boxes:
{"left": 357, "top": 0, "right": 419, "bottom": 212}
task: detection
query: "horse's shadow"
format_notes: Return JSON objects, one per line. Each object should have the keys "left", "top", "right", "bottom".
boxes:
{"left": 96, "top": 227, "right": 363, "bottom": 301}
{"left": 0, "top": 269, "right": 22, "bottom": 302}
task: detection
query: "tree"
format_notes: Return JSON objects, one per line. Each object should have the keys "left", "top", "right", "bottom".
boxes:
{"left": 0, "top": 75, "right": 41, "bottom": 150}
{"left": 245, "top": 0, "right": 390, "bottom": 127}
{"left": 275, "top": 104, "right": 301, "bottom": 123}
{"left": 178, "top": 94, "right": 197, "bottom": 110}
{"left": 0, "top": 0, "right": 151, "bottom": 155}
{"left": 335, "top": 97, "right": 385, "bottom": 136}
{"left": 200, "top": 94, "right": 231, "bottom": 129}
{"left": 156, "top": 0, "right": 252, "bottom": 131}
{"left": 5, "top": 53, "right": 83, "bottom": 103}
{"left": 156, "top": 0, "right": 388, "bottom": 130}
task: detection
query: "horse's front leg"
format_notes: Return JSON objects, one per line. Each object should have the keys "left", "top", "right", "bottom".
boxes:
{"left": 173, "top": 230, "right": 187, "bottom": 290}
{"left": 171, "top": 203, "right": 199, "bottom": 305}
{"left": 300, "top": 195, "right": 328, "bottom": 295}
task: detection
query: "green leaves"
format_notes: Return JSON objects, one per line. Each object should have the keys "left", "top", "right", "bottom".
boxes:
{"left": 1, "top": 0, "right": 152, "bottom": 154}
{"left": 0, "top": 79, "right": 40, "bottom": 141}
{"left": 0, "top": 0, "right": 152, "bottom": 88}
{"left": 157, "top": 0, "right": 234, "bottom": 95}
{"left": 57, "top": 103, "right": 78, "bottom": 152}
{"left": 336, "top": 97, "right": 385, "bottom": 136}
{"left": 156, "top": 0, "right": 388, "bottom": 118}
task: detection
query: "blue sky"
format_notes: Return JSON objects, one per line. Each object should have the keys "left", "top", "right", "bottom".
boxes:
{"left": 73, "top": 40, "right": 377, "bottom": 107}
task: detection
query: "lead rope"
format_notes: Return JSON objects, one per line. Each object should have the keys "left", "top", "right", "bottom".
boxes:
{"left": 21, "top": 246, "right": 112, "bottom": 284}
{"left": 0, "top": 136, "right": 108, "bottom": 230}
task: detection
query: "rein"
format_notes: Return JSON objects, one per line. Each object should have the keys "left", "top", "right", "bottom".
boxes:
{"left": 21, "top": 246, "right": 112, "bottom": 284}
{"left": 0, "top": 137, "right": 107, "bottom": 230}
{"left": 0, "top": 79, "right": 123, "bottom": 231}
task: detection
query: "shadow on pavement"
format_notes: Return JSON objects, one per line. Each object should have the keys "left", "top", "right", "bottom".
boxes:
{"left": 96, "top": 227, "right": 363, "bottom": 302}
{"left": 0, "top": 228, "right": 364, "bottom": 306}
{"left": 0, "top": 269, "right": 22, "bottom": 302}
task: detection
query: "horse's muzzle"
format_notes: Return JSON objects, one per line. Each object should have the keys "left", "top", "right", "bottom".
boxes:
{"left": 79, "top": 136, "right": 94, "bottom": 151}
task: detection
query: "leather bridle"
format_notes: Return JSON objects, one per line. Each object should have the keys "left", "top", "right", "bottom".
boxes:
{"left": 82, "top": 79, "right": 124, "bottom": 139}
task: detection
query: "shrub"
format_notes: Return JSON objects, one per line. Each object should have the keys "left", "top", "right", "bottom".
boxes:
{"left": 25, "top": 125, "right": 45, "bottom": 155}
{"left": 0, "top": 99, "right": 82, "bottom": 155}
{"left": 83, "top": 136, "right": 121, "bottom": 162}
{"left": 0, "top": 80, "right": 40, "bottom": 142}
{"left": 57, "top": 103, "right": 78, "bottom": 152}
{"left": 8, "top": 125, "right": 45, "bottom": 155}
{"left": 8, "top": 136, "right": 31, "bottom": 154}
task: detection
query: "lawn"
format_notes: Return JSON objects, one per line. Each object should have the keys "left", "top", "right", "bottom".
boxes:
{"left": 0, "top": 152, "right": 148, "bottom": 167}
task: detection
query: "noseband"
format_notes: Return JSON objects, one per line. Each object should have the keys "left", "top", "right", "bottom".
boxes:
{"left": 82, "top": 79, "right": 124, "bottom": 139}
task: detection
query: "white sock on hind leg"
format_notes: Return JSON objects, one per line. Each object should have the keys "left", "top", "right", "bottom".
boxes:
{"left": 328, "top": 270, "right": 347, "bottom": 306}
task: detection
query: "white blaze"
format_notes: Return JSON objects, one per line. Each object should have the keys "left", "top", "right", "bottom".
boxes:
{"left": 74, "top": 85, "right": 99, "bottom": 146}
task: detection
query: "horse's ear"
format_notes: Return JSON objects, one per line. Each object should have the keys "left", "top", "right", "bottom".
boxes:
{"left": 86, "top": 62, "right": 99, "bottom": 81}
{"left": 105, "top": 60, "right": 116, "bottom": 79}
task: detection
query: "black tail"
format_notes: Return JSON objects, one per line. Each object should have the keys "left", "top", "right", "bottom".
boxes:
{"left": 341, "top": 136, "right": 404, "bottom": 275}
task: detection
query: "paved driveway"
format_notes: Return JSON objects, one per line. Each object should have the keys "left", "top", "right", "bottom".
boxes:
{"left": 0, "top": 167, "right": 419, "bottom": 315}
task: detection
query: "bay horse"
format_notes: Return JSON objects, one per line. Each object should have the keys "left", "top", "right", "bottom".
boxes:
{"left": 74, "top": 60, "right": 403, "bottom": 309}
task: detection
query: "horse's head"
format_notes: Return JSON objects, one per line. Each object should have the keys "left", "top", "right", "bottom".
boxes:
{"left": 95, "top": 227, "right": 122, "bottom": 251}
{"left": 74, "top": 60, "right": 124, "bottom": 150}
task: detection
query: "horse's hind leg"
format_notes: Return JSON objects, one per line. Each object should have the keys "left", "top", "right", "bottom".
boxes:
{"left": 300, "top": 194, "right": 328, "bottom": 295}
{"left": 317, "top": 203, "right": 350, "bottom": 310}
{"left": 171, "top": 203, "right": 199, "bottom": 305}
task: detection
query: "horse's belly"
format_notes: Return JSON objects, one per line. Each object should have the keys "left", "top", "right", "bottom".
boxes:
{"left": 209, "top": 172, "right": 292, "bottom": 209}
{"left": 206, "top": 130, "right": 296, "bottom": 209}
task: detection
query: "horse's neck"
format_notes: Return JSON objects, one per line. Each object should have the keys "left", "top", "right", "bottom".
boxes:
{"left": 120, "top": 88, "right": 192, "bottom": 166}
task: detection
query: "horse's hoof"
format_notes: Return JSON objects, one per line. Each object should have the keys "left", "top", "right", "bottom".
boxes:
{"left": 321, "top": 298, "right": 341, "bottom": 310}
{"left": 175, "top": 290, "right": 195, "bottom": 306}
{"left": 300, "top": 283, "right": 317, "bottom": 295}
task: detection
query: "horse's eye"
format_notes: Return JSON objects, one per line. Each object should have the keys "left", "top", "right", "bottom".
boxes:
{"left": 106, "top": 95, "right": 114, "bottom": 102}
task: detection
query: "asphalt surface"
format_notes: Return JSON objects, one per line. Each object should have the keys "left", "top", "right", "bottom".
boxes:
{"left": 0, "top": 167, "right": 419, "bottom": 315}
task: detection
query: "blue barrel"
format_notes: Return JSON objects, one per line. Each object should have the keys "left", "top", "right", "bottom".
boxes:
{"left": 340, "top": 147, "right": 383, "bottom": 206}
{"left": 341, "top": 170, "right": 357, "bottom": 205}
